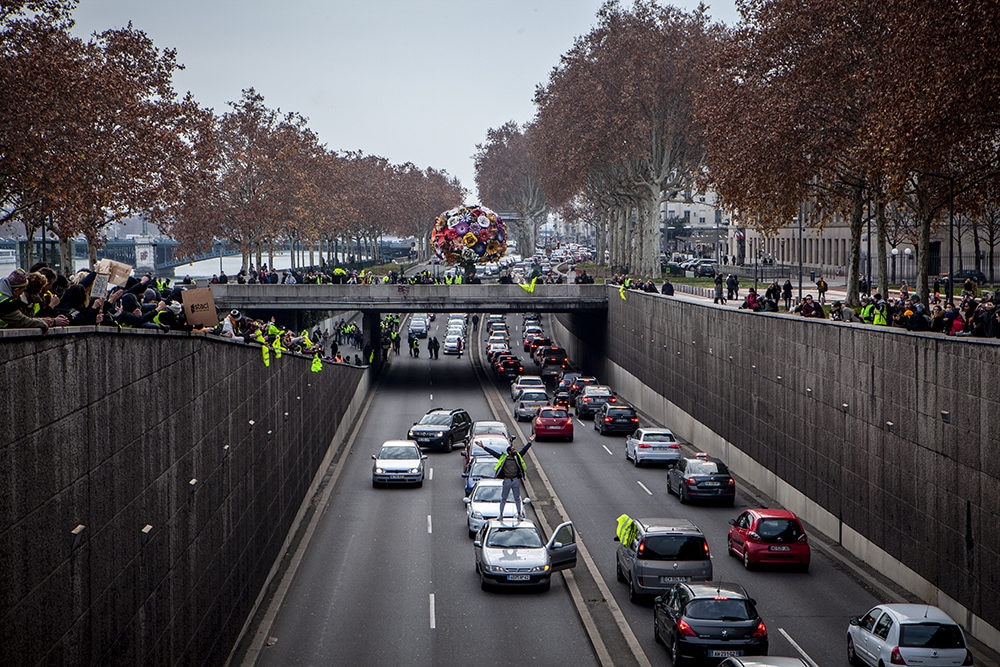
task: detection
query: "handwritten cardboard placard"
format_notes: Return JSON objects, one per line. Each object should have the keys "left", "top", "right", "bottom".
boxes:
{"left": 94, "top": 258, "right": 133, "bottom": 286}
{"left": 89, "top": 272, "right": 111, "bottom": 300}
{"left": 181, "top": 288, "right": 218, "bottom": 328}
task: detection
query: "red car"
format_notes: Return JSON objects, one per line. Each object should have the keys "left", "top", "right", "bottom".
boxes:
{"left": 531, "top": 406, "right": 574, "bottom": 442}
{"left": 727, "top": 508, "right": 811, "bottom": 572}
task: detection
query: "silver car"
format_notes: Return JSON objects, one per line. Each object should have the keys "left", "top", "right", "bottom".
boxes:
{"left": 371, "top": 440, "right": 427, "bottom": 487}
{"left": 442, "top": 334, "right": 464, "bottom": 355}
{"left": 514, "top": 389, "right": 549, "bottom": 421}
{"left": 464, "top": 478, "right": 529, "bottom": 537}
{"left": 615, "top": 517, "right": 712, "bottom": 602}
{"left": 625, "top": 428, "right": 682, "bottom": 467}
{"left": 847, "top": 604, "right": 973, "bottom": 667}
{"left": 474, "top": 518, "right": 577, "bottom": 591}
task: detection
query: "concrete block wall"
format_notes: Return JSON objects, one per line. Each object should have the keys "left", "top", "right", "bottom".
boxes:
{"left": 0, "top": 328, "right": 368, "bottom": 665}
{"left": 555, "top": 286, "right": 1000, "bottom": 651}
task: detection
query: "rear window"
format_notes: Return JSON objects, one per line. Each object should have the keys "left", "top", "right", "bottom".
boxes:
{"left": 899, "top": 623, "right": 966, "bottom": 649}
{"left": 606, "top": 408, "right": 635, "bottom": 416}
{"left": 539, "top": 409, "right": 568, "bottom": 419}
{"left": 643, "top": 432, "right": 676, "bottom": 442}
{"left": 640, "top": 535, "right": 709, "bottom": 560}
{"left": 686, "top": 598, "right": 754, "bottom": 621}
{"left": 687, "top": 460, "right": 729, "bottom": 475}
{"left": 520, "top": 391, "right": 548, "bottom": 401}
{"left": 755, "top": 518, "right": 803, "bottom": 543}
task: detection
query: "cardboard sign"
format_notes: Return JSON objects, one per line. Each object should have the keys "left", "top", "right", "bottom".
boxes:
{"left": 94, "top": 258, "right": 133, "bottom": 286}
{"left": 181, "top": 288, "right": 219, "bottom": 327}
{"left": 89, "top": 272, "right": 111, "bottom": 299}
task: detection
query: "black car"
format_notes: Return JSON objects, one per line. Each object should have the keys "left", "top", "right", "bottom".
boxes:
{"left": 406, "top": 407, "right": 472, "bottom": 452}
{"left": 948, "top": 268, "right": 988, "bottom": 285}
{"left": 654, "top": 581, "right": 768, "bottom": 665}
{"left": 574, "top": 385, "right": 616, "bottom": 419}
{"left": 593, "top": 403, "right": 639, "bottom": 435}
{"left": 667, "top": 453, "right": 736, "bottom": 505}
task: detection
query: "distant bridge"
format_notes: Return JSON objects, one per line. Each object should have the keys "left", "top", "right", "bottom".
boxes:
{"left": 209, "top": 283, "right": 608, "bottom": 314}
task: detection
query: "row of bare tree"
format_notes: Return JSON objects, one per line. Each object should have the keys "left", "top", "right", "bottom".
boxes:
{"left": 0, "top": 1, "right": 464, "bottom": 273}
{"left": 474, "top": 0, "right": 1000, "bottom": 304}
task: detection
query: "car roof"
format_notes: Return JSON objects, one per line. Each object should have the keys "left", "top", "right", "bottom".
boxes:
{"left": 682, "top": 454, "right": 725, "bottom": 465}
{"left": 379, "top": 439, "right": 419, "bottom": 448}
{"left": 683, "top": 581, "right": 749, "bottom": 599}
{"left": 876, "top": 604, "right": 960, "bottom": 624}
{"left": 722, "top": 658, "right": 808, "bottom": 667}
{"left": 745, "top": 508, "right": 800, "bottom": 521}
{"left": 472, "top": 478, "right": 504, "bottom": 488}
{"left": 637, "top": 428, "right": 674, "bottom": 436}
{"left": 484, "top": 517, "right": 538, "bottom": 530}
{"left": 635, "top": 517, "right": 703, "bottom": 533}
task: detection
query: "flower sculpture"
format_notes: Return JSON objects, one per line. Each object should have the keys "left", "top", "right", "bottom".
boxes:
{"left": 431, "top": 205, "right": 507, "bottom": 274}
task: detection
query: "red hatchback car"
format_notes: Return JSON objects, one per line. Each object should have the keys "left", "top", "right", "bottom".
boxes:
{"left": 531, "top": 406, "right": 574, "bottom": 442}
{"left": 727, "top": 508, "right": 811, "bottom": 572}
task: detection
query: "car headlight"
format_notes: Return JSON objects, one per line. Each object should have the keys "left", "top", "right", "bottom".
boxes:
{"left": 374, "top": 467, "right": 385, "bottom": 473}
{"left": 406, "top": 431, "right": 415, "bottom": 439}
{"left": 530, "top": 565, "right": 551, "bottom": 573}
{"left": 433, "top": 430, "right": 445, "bottom": 437}
{"left": 471, "top": 511, "right": 483, "bottom": 519}
{"left": 408, "top": 467, "right": 420, "bottom": 474}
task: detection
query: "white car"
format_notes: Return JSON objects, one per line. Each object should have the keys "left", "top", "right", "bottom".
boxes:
{"left": 469, "top": 420, "right": 511, "bottom": 441}
{"left": 464, "top": 479, "right": 529, "bottom": 537}
{"left": 473, "top": 518, "right": 577, "bottom": 591}
{"left": 510, "top": 375, "right": 545, "bottom": 401}
{"left": 371, "top": 440, "right": 427, "bottom": 487}
{"left": 442, "top": 334, "right": 464, "bottom": 355}
{"left": 847, "top": 603, "right": 973, "bottom": 667}
{"left": 514, "top": 389, "right": 549, "bottom": 421}
{"left": 625, "top": 428, "right": 682, "bottom": 467}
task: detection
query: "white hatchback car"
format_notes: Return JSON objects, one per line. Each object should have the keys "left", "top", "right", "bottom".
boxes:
{"left": 510, "top": 375, "right": 545, "bottom": 401}
{"left": 847, "top": 603, "right": 973, "bottom": 667}
{"left": 464, "top": 478, "right": 529, "bottom": 537}
{"left": 625, "top": 428, "right": 682, "bottom": 467}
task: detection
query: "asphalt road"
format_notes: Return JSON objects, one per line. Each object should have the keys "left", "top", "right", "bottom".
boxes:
{"left": 245, "top": 312, "right": 998, "bottom": 667}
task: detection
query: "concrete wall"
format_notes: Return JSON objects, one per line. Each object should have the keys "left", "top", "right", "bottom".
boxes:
{"left": 0, "top": 328, "right": 369, "bottom": 665}
{"left": 555, "top": 286, "right": 1000, "bottom": 651}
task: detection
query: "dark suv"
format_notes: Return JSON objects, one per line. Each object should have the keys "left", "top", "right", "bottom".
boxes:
{"left": 407, "top": 408, "right": 472, "bottom": 452}
{"left": 667, "top": 453, "right": 736, "bottom": 505}
{"left": 594, "top": 403, "right": 639, "bottom": 435}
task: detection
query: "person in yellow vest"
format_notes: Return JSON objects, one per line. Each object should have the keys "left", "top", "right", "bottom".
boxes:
{"left": 615, "top": 514, "right": 639, "bottom": 547}
{"left": 480, "top": 439, "right": 534, "bottom": 520}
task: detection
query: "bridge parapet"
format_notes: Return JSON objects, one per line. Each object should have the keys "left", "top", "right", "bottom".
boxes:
{"left": 209, "top": 283, "right": 609, "bottom": 313}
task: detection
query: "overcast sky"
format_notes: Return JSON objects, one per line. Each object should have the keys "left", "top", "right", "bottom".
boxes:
{"left": 71, "top": 1, "right": 740, "bottom": 201}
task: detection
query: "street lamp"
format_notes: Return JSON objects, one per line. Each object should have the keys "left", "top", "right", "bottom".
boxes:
{"left": 796, "top": 203, "right": 804, "bottom": 303}
{"left": 891, "top": 247, "right": 898, "bottom": 284}
{"left": 903, "top": 247, "right": 912, "bottom": 283}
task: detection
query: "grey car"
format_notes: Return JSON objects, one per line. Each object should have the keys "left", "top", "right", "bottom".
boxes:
{"left": 371, "top": 440, "right": 427, "bottom": 487}
{"left": 625, "top": 428, "right": 682, "bottom": 467}
{"left": 615, "top": 517, "right": 713, "bottom": 602}
{"left": 514, "top": 389, "right": 550, "bottom": 421}
{"left": 474, "top": 518, "right": 577, "bottom": 591}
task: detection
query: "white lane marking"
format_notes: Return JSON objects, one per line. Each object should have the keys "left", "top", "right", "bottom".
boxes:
{"left": 429, "top": 393, "right": 433, "bottom": 401}
{"left": 429, "top": 467, "right": 434, "bottom": 481}
{"left": 602, "top": 444, "right": 614, "bottom": 456}
{"left": 778, "top": 628, "right": 820, "bottom": 667}
{"left": 636, "top": 481, "right": 653, "bottom": 495}
{"left": 429, "top": 593, "right": 436, "bottom": 629}
{"left": 427, "top": 515, "right": 432, "bottom": 534}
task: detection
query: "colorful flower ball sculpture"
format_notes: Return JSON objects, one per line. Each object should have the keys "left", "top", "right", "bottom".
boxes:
{"left": 431, "top": 204, "right": 507, "bottom": 265}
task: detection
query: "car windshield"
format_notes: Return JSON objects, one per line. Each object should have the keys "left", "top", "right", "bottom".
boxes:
{"left": 641, "top": 535, "right": 709, "bottom": 560}
{"left": 539, "top": 409, "right": 567, "bottom": 419}
{"left": 756, "top": 518, "right": 803, "bottom": 542}
{"left": 686, "top": 598, "right": 754, "bottom": 621}
{"left": 378, "top": 446, "right": 419, "bottom": 459}
{"left": 485, "top": 526, "right": 544, "bottom": 549}
{"left": 418, "top": 414, "right": 452, "bottom": 426}
{"left": 472, "top": 485, "right": 504, "bottom": 502}
{"left": 899, "top": 623, "right": 966, "bottom": 649}
{"left": 470, "top": 460, "right": 496, "bottom": 477}
{"left": 643, "top": 432, "right": 676, "bottom": 442}
{"left": 687, "top": 460, "right": 728, "bottom": 475}
{"left": 473, "top": 423, "right": 505, "bottom": 435}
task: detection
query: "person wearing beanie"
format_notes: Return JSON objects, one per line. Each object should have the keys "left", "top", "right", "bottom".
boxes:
{"left": 0, "top": 268, "right": 67, "bottom": 333}
{"left": 114, "top": 289, "right": 163, "bottom": 329}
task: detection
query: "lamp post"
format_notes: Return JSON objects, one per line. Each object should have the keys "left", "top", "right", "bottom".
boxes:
{"left": 797, "top": 203, "right": 804, "bottom": 303}
{"left": 903, "top": 247, "right": 912, "bottom": 283}
{"left": 891, "top": 247, "right": 898, "bottom": 284}
{"left": 947, "top": 175, "right": 955, "bottom": 303}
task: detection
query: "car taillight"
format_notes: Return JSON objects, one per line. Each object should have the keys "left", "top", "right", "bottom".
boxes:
{"left": 609, "top": 397, "right": 617, "bottom": 402}
{"left": 669, "top": 443, "right": 680, "bottom": 449}
{"left": 752, "top": 621, "right": 767, "bottom": 638}
{"left": 726, "top": 477, "right": 735, "bottom": 486}
{"left": 638, "top": 443, "right": 651, "bottom": 449}
{"left": 686, "top": 477, "right": 698, "bottom": 486}
{"left": 677, "top": 619, "right": 697, "bottom": 637}
{"left": 703, "top": 541, "right": 711, "bottom": 557}
{"left": 747, "top": 531, "right": 761, "bottom": 542}
{"left": 604, "top": 417, "right": 613, "bottom": 422}
{"left": 890, "top": 647, "right": 906, "bottom": 664}
{"left": 583, "top": 397, "right": 591, "bottom": 402}
{"left": 630, "top": 417, "right": 639, "bottom": 422}
{"left": 797, "top": 534, "right": 808, "bottom": 543}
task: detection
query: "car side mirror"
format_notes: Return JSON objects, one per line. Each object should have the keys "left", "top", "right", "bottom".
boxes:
{"left": 371, "top": 455, "right": 377, "bottom": 460}
{"left": 523, "top": 498, "right": 531, "bottom": 505}
{"left": 613, "top": 536, "right": 620, "bottom": 542}
{"left": 551, "top": 542, "right": 563, "bottom": 549}
{"left": 461, "top": 473, "right": 468, "bottom": 478}
{"left": 728, "top": 518, "right": 736, "bottom": 525}
{"left": 421, "top": 455, "right": 428, "bottom": 460}
{"left": 849, "top": 617, "right": 860, "bottom": 626}
{"left": 473, "top": 540, "right": 482, "bottom": 547}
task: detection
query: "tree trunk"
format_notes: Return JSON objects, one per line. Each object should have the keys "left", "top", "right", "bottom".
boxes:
{"left": 845, "top": 186, "right": 864, "bottom": 308}
{"left": 876, "top": 197, "right": 888, "bottom": 298}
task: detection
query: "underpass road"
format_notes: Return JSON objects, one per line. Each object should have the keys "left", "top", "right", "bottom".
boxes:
{"left": 244, "top": 312, "right": 1000, "bottom": 667}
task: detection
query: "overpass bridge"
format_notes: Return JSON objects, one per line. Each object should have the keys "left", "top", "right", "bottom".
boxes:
{"left": 209, "top": 283, "right": 609, "bottom": 314}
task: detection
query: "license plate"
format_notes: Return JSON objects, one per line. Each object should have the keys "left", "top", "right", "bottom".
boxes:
{"left": 769, "top": 545, "right": 791, "bottom": 551}
{"left": 709, "top": 650, "right": 741, "bottom": 658}
{"left": 703, "top": 481, "right": 720, "bottom": 487}
{"left": 507, "top": 574, "right": 530, "bottom": 581}
{"left": 662, "top": 576, "right": 689, "bottom": 583}
{"left": 545, "top": 425, "right": 562, "bottom": 429}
